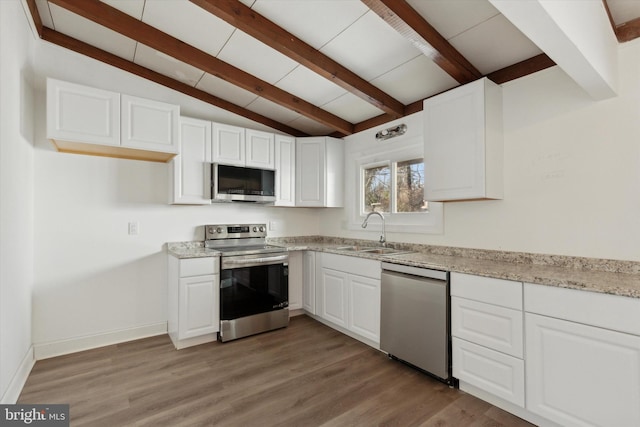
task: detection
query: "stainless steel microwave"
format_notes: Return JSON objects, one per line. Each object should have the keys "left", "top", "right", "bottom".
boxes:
{"left": 210, "top": 163, "right": 276, "bottom": 203}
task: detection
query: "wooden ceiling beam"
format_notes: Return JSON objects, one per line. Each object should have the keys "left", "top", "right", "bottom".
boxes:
{"left": 354, "top": 53, "right": 557, "bottom": 133}
{"left": 615, "top": 17, "right": 640, "bottom": 43}
{"left": 48, "top": 0, "right": 354, "bottom": 135}
{"left": 40, "top": 28, "right": 307, "bottom": 137}
{"left": 487, "top": 53, "right": 555, "bottom": 84}
{"left": 190, "top": 0, "right": 405, "bottom": 119}
{"left": 362, "top": 0, "right": 482, "bottom": 84}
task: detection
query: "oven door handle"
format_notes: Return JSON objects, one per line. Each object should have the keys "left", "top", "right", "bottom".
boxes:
{"left": 222, "top": 254, "right": 288, "bottom": 268}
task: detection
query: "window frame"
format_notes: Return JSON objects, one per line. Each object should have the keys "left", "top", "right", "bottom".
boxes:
{"left": 346, "top": 137, "right": 443, "bottom": 234}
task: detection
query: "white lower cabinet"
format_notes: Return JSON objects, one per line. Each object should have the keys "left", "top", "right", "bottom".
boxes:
{"left": 168, "top": 256, "right": 220, "bottom": 349}
{"left": 302, "top": 251, "right": 316, "bottom": 314}
{"left": 319, "top": 268, "right": 349, "bottom": 328}
{"left": 525, "top": 284, "right": 640, "bottom": 427}
{"left": 315, "top": 253, "right": 380, "bottom": 345}
{"left": 451, "top": 273, "right": 525, "bottom": 408}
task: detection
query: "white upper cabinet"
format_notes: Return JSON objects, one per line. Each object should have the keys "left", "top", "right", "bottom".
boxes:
{"left": 47, "top": 78, "right": 120, "bottom": 147}
{"left": 274, "top": 134, "right": 296, "bottom": 207}
{"left": 47, "top": 78, "right": 179, "bottom": 162}
{"left": 246, "top": 129, "right": 275, "bottom": 169}
{"left": 170, "top": 117, "right": 211, "bottom": 205}
{"left": 211, "top": 123, "right": 275, "bottom": 169}
{"left": 296, "top": 137, "right": 343, "bottom": 207}
{"left": 121, "top": 94, "right": 179, "bottom": 154}
{"left": 210, "top": 122, "right": 245, "bottom": 166}
{"left": 423, "top": 77, "right": 503, "bottom": 201}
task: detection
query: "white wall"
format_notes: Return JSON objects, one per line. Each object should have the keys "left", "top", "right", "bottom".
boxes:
{"left": 30, "top": 38, "right": 320, "bottom": 353}
{"left": 321, "top": 39, "right": 640, "bottom": 262}
{"left": 0, "top": 0, "right": 35, "bottom": 403}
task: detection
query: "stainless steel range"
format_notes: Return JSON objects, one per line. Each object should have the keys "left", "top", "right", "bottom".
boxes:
{"left": 205, "top": 224, "right": 289, "bottom": 342}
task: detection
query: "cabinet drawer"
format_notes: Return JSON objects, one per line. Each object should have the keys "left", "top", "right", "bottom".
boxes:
{"left": 451, "top": 272, "right": 522, "bottom": 309}
{"left": 452, "top": 297, "right": 523, "bottom": 358}
{"left": 180, "top": 257, "right": 219, "bottom": 277}
{"left": 452, "top": 337, "right": 525, "bottom": 407}
{"left": 525, "top": 283, "right": 640, "bottom": 337}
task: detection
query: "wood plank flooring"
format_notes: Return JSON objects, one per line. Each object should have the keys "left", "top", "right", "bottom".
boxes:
{"left": 19, "top": 315, "right": 535, "bottom": 426}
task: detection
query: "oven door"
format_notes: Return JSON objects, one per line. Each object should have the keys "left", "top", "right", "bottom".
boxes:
{"left": 220, "top": 253, "right": 289, "bottom": 321}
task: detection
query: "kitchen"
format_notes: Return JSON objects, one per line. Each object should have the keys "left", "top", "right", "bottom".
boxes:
{"left": 2, "top": 0, "right": 640, "bottom": 426}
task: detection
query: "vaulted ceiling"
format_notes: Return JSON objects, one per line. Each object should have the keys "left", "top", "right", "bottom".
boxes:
{"left": 24, "top": 0, "right": 640, "bottom": 137}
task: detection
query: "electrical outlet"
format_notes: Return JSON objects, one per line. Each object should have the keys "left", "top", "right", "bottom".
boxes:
{"left": 128, "top": 221, "right": 139, "bottom": 235}
{"left": 269, "top": 220, "right": 277, "bottom": 231}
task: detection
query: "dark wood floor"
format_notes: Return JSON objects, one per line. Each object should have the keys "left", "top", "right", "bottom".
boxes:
{"left": 19, "top": 315, "right": 534, "bottom": 426}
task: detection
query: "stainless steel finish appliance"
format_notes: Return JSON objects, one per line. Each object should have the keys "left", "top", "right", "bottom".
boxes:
{"left": 210, "top": 164, "right": 276, "bottom": 203}
{"left": 205, "top": 224, "right": 288, "bottom": 342}
{"left": 380, "top": 262, "right": 454, "bottom": 385}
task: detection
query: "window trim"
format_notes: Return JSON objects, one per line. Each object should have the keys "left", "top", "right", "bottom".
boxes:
{"left": 346, "top": 138, "right": 443, "bottom": 234}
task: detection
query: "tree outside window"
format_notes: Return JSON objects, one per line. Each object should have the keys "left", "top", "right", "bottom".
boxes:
{"left": 363, "top": 158, "right": 427, "bottom": 214}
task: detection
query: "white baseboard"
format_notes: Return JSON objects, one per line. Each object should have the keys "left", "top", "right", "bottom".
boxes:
{"left": 0, "top": 346, "right": 35, "bottom": 404}
{"left": 34, "top": 322, "right": 168, "bottom": 360}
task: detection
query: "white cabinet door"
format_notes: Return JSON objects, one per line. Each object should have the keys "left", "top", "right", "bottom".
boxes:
{"left": 178, "top": 274, "right": 219, "bottom": 340}
{"left": 296, "top": 137, "right": 325, "bottom": 206}
{"left": 295, "top": 137, "right": 343, "bottom": 207}
{"left": 121, "top": 94, "right": 179, "bottom": 153}
{"left": 275, "top": 134, "right": 296, "bottom": 206}
{"left": 211, "top": 122, "right": 245, "bottom": 166}
{"left": 246, "top": 129, "right": 275, "bottom": 169}
{"left": 453, "top": 337, "right": 525, "bottom": 407}
{"left": 170, "top": 117, "right": 211, "bottom": 204}
{"left": 47, "top": 78, "right": 120, "bottom": 146}
{"left": 302, "top": 251, "right": 316, "bottom": 314}
{"left": 423, "top": 77, "right": 502, "bottom": 201}
{"left": 320, "top": 268, "right": 348, "bottom": 328}
{"left": 526, "top": 313, "right": 640, "bottom": 427}
{"left": 348, "top": 274, "right": 380, "bottom": 342}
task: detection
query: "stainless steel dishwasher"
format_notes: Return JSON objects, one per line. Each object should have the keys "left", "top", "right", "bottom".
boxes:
{"left": 380, "top": 262, "right": 455, "bottom": 385}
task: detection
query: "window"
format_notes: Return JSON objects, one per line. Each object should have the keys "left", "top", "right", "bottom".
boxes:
{"left": 362, "top": 158, "right": 428, "bottom": 214}
{"left": 345, "top": 122, "right": 443, "bottom": 234}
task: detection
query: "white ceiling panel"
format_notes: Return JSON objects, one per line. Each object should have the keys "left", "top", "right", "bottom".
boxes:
{"left": 607, "top": 0, "right": 640, "bottom": 25}
{"left": 218, "top": 30, "right": 299, "bottom": 85}
{"left": 49, "top": 3, "right": 137, "bottom": 61}
{"left": 371, "top": 55, "right": 458, "bottom": 104}
{"left": 320, "top": 11, "right": 422, "bottom": 82}
{"left": 287, "top": 115, "right": 336, "bottom": 136}
{"left": 245, "top": 97, "right": 303, "bottom": 125}
{"left": 196, "top": 73, "right": 259, "bottom": 107}
{"left": 101, "top": 0, "right": 145, "bottom": 20}
{"left": 35, "top": 0, "right": 54, "bottom": 28}
{"left": 321, "top": 92, "right": 383, "bottom": 124}
{"left": 250, "top": 0, "right": 369, "bottom": 49}
{"left": 407, "top": 0, "right": 500, "bottom": 40}
{"left": 275, "top": 65, "right": 347, "bottom": 107}
{"left": 450, "top": 14, "right": 542, "bottom": 74}
{"left": 134, "top": 44, "right": 205, "bottom": 87}
{"left": 142, "top": 0, "right": 235, "bottom": 58}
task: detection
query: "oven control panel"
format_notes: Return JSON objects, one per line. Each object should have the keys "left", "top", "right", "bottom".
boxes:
{"left": 205, "top": 223, "right": 267, "bottom": 240}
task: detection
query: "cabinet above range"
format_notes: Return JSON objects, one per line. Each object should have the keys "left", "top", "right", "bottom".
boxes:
{"left": 47, "top": 78, "right": 180, "bottom": 163}
{"left": 170, "top": 121, "right": 343, "bottom": 208}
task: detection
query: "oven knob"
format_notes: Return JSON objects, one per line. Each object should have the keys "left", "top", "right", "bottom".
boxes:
{"left": 259, "top": 226, "right": 265, "bottom": 232}
{"left": 253, "top": 226, "right": 258, "bottom": 232}
{"left": 216, "top": 227, "right": 223, "bottom": 234}
{"left": 207, "top": 227, "right": 214, "bottom": 234}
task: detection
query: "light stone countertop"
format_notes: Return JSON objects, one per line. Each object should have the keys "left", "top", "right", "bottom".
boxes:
{"left": 167, "top": 238, "right": 640, "bottom": 299}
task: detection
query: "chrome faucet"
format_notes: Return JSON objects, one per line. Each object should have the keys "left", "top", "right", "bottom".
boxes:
{"left": 361, "top": 211, "right": 386, "bottom": 247}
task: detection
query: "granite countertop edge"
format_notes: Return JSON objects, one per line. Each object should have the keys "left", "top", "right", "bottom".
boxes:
{"left": 166, "top": 239, "right": 640, "bottom": 299}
